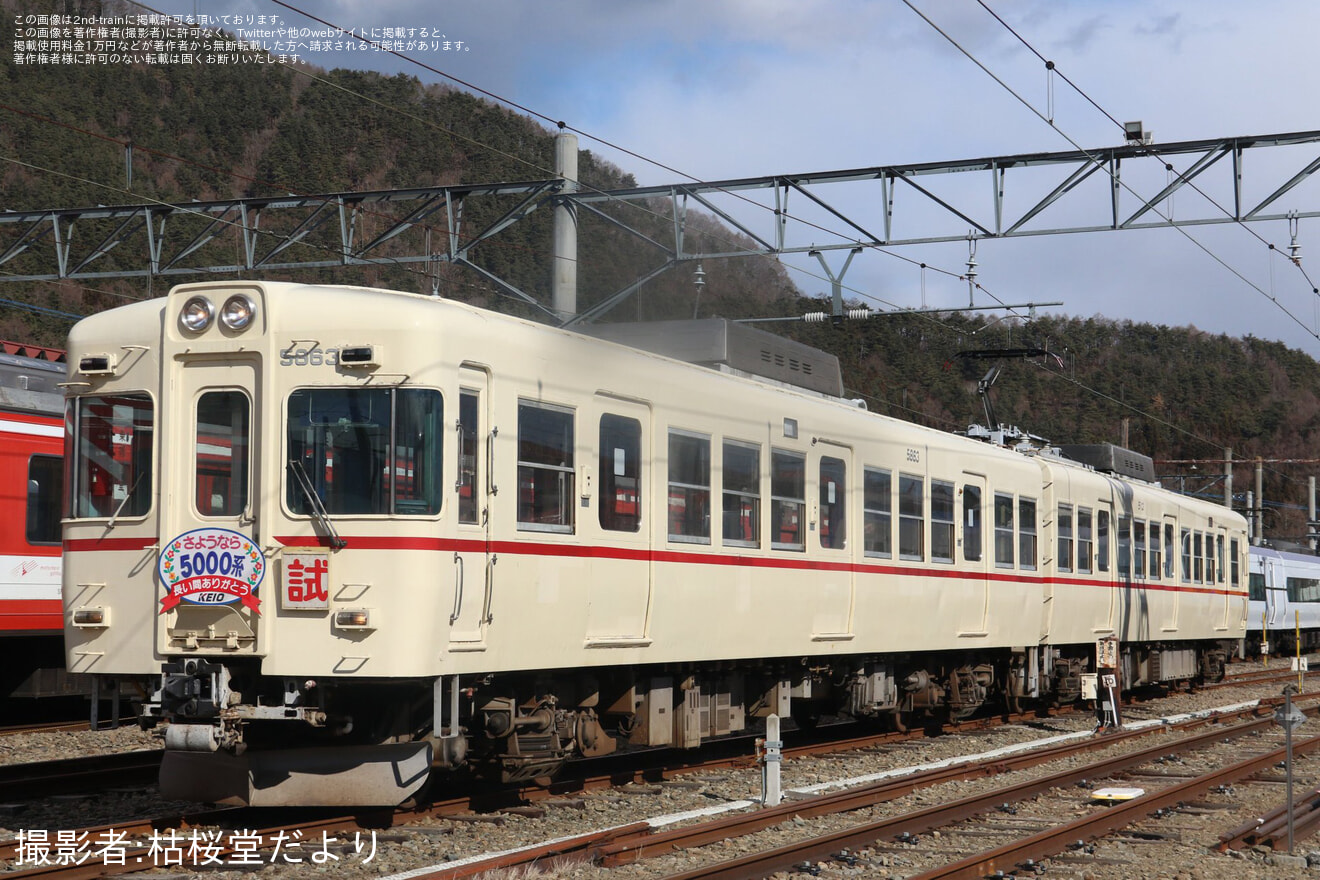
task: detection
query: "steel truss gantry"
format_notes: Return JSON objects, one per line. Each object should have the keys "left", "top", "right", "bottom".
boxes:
{"left": 2, "top": 129, "right": 1318, "bottom": 322}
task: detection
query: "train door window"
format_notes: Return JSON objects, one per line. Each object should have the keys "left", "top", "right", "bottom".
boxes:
{"left": 962, "top": 483, "right": 982, "bottom": 562}
{"left": 458, "top": 391, "right": 480, "bottom": 524}
{"left": 1097, "top": 510, "right": 1110, "bottom": 573}
{"left": 1164, "top": 523, "right": 1176, "bottom": 580}
{"left": 1077, "top": 507, "right": 1093, "bottom": 574}
{"left": 393, "top": 390, "right": 444, "bottom": 515}
{"left": 1204, "top": 533, "right": 1216, "bottom": 584}
{"left": 1148, "top": 520, "right": 1161, "bottom": 580}
{"left": 864, "top": 468, "right": 892, "bottom": 558}
{"left": 601, "top": 415, "right": 642, "bottom": 533}
{"left": 722, "top": 440, "right": 760, "bottom": 547}
{"left": 26, "top": 455, "right": 62, "bottom": 544}
{"left": 1057, "top": 503, "right": 1074, "bottom": 574}
{"left": 820, "top": 457, "right": 846, "bottom": 550}
{"left": 1231, "top": 538, "right": 1241, "bottom": 586}
{"left": 1193, "top": 532, "right": 1204, "bottom": 583}
{"left": 516, "top": 401, "right": 575, "bottom": 532}
{"left": 1132, "top": 521, "right": 1146, "bottom": 580}
{"left": 993, "top": 492, "right": 1013, "bottom": 567}
{"left": 1117, "top": 517, "right": 1131, "bottom": 578}
{"left": 668, "top": 430, "right": 710, "bottom": 543}
{"left": 898, "top": 474, "right": 924, "bottom": 561}
{"left": 1018, "top": 497, "right": 1037, "bottom": 571}
{"left": 1181, "top": 528, "right": 1192, "bottom": 583}
{"left": 771, "top": 450, "right": 806, "bottom": 551}
{"left": 1217, "top": 535, "right": 1226, "bottom": 584}
{"left": 195, "top": 390, "right": 250, "bottom": 517}
{"left": 1249, "top": 569, "right": 1266, "bottom": 601}
{"left": 70, "top": 394, "right": 154, "bottom": 520}
{"left": 931, "top": 480, "right": 955, "bottom": 563}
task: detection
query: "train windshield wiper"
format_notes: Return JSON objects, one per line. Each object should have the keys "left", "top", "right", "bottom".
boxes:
{"left": 288, "top": 459, "right": 347, "bottom": 549}
{"left": 106, "top": 471, "right": 146, "bottom": 529}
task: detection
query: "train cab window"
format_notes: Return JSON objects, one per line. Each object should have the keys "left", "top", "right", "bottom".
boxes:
{"left": 70, "top": 393, "right": 154, "bottom": 520}
{"left": 931, "top": 480, "right": 955, "bottom": 563}
{"left": 1097, "top": 510, "right": 1111, "bottom": 573}
{"left": 1132, "top": 521, "right": 1146, "bottom": 580}
{"left": 1057, "top": 503, "right": 1074, "bottom": 574}
{"left": 458, "top": 392, "right": 480, "bottom": 524}
{"left": 600, "top": 415, "right": 642, "bottom": 533}
{"left": 26, "top": 455, "right": 62, "bottom": 544}
{"left": 962, "top": 484, "right": 982, "bottom": 562}
{"left": 722, "top": 440, "right": 760, "bottom": 547}
{"left": 195, "top": 390, "right": 250, "bottom": 517}
{"left": 516, "top": 401, "right": 575, "bottom": 532}
{"left": 1148, "top": 520, "right": 1161, "bottom": 580}
{"left": 286, "top": 388, "right": 443, "bottom": 517}
{"left": 863, "top": 468, "right": 893, "bottom": 558}
{"left": 1164, "top": 523, "right": 1176, "bottom": 580}
{"left": 1077, "top": 507, "right": 1093, "bottom": 574}
{"left": 993, "top": 492, "right": 1013, "bottom": 567}
{"left": 1018, "top": 497, "right": 1037, "bottom": 571}
{"left": 1181, "top": 528, "right": 1192, "bottom": 583}
{"left": 771, "top": 450, "right": 805, "bottom": 551}
{"left": 820, "top": 457, "right": 846, "bottom": 550}
{"left": 668, "top": 431, "right": 710, "bottom": 543}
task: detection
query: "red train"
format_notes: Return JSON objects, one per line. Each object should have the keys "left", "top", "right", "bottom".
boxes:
{"left": 0, "top": 341, "right": 68, "bottom": 701}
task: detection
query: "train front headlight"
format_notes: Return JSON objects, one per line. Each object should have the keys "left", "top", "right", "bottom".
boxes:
{"left": 220, "top": 294, "right": 257, "bottom": 331}
{"left": 179, "top": 296, "right": 214, "bottom": 333}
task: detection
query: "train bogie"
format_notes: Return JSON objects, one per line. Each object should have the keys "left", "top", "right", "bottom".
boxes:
{"left": 61, "top": 281, "right": 1250, "bottom": 805}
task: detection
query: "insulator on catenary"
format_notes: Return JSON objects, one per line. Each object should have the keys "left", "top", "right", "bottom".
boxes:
{"left": 802, "top": 309, "right": 872, "bottom": 323}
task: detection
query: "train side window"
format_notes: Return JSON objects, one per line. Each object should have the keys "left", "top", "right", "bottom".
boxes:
{"left": 195, "top": 390, "right": 250, "bottom": 517}
{"left": 1018, "top": 497, "right": 1037, "bottom": 571}
{"left": 820, "top": 457, "right": 846, "bottom": 550}
{"left": 1148, "top": 520, "right": 1161, "bottom": 580}
{"left": 993, "top": 492, "right": 1013, "bottom": 567}
{"left": 771, "top": 449, "right": 806, "bottom": 551}
{"left": 898, "top": 474, "right": 924, "bottom": 561}
{"left": 722, "top": 440, "right": 760, "bottom": 547}
{"left": 864, "top": 468, "right": 893, "bottom": 558}
{"left": 1193, "top": 532, "right": 1204, "bottom": 583}
{"left": 70, "top": 393, "right": 154, "bottom": 520}
{"left": 1077, "top": 507, "right": 1093, "bottom": 574}
{"left": 1117, "top": 517, "right": 1131, "bottom": 578}
{"left": 516, "top": 401, "right": 575, "bottom": 532}
{"left": 1205, "top": 533, "right": 1216, "bottom": 584}
{"left": 600, "top": 415, "right": 642, "bottom": 533}
{"left": 1181, "top": 528, "right": 1192, "bottom": 583}
{"left": 931, "top": 479, "right": 954, "bottom": 563}
{"left": 1132, "top": 520, "right": 1146, "bottom": 580}
{"left": 26, "top": 454, "right": 62, "bottom": 544}
{"left": 458, "top": 392, "right": 480, "bottom": 524}
{"left": 1288, "top": 576, "right": 1320, "bottom": 603}
{"left": 962, "top": 483, "right": 982, "bottom": 563}
{"left": 1057, "top": 503, "right": 1074, "bottom": 574}
{"left": 668, "top": 430, "right": 710, "bottom": 544}
{"left": 1164, "top": 523, "right": 1176, "bottom": 580}
{"left": 1097, "top": 510, "right": 1111, "bottom": 573}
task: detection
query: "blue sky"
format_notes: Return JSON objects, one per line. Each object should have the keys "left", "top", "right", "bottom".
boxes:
{"left": 137, "top": 1, "right": 1320, "bottom": 351}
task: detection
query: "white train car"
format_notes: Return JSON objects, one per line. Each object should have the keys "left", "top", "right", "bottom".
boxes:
{"left": 1248, "top": 545, "right": 1320, "bottom": 654}
{"left": 61, "top": 281, "right": 1248, "bottom": 806}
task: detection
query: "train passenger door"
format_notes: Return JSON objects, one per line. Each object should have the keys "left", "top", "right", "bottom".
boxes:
{"left": 585, "top": 396, "right": 652, "bottom": 643}
{"left": 812, "top": 448, "right": 854, "bottom": 638}
{"left": 160, "top": 357, "right": 262, "bottom": 655}
{"left": 958, "top": 473, "right": 989, "bottom": 636}
{"left": 449, "top": 367, "right": 491, "bottom": 649}
{"left": 1265, "top": 555, "right": 1285, "bottom": 629}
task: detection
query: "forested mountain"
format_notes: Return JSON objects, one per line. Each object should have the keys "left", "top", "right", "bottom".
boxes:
{"left": 4, "top": 0, "right": 1320, "bottom": 542}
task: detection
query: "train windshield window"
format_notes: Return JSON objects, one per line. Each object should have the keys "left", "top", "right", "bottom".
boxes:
{"left": 1018, "top": 498, "right": 1037, "bottom": 571}
{"left": 26, "top": 455, "right": 62, "bottom": 544}
{"left": 601, "top": 415, "right": 642, "bottom": 533}
{"left": 668, "top": 431, "right": 710, "bottom": 543}
{"left": 70, "top": 394, "right": 154, "bottom": 520}
{"left": 195, "top": 391, "right": 249, "bottom": 517}
{"left": 286, "top": 388, "right": 443, "bottom": 516}
{"left": 898, "top": 474, "right": 924, "bottom": 561}
{"left": 864, "top": 468, "right": 893, "bottom": 559}
{"left": 517, "top": 402, "right": 575, "bottom": 532}
{"left": 722, "top": 440, "right": 760, "bottom": 547}
{"left": 820, "top": 457, "right": 846, "bottom": 550}
{"left": 993, "top": 492, "right": 1013, "bottom": 567}
{"left": 772, "top": 450, "right": 806, "bottom": 551}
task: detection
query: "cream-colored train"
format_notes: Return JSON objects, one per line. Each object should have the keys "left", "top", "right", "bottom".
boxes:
{"left": 62, "top": 281, "right": 1248, "bottom": 806}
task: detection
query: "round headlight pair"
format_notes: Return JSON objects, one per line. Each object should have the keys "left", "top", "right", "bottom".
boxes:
{"left": 179, "top": 294, "right": 257, "bottom": 333}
